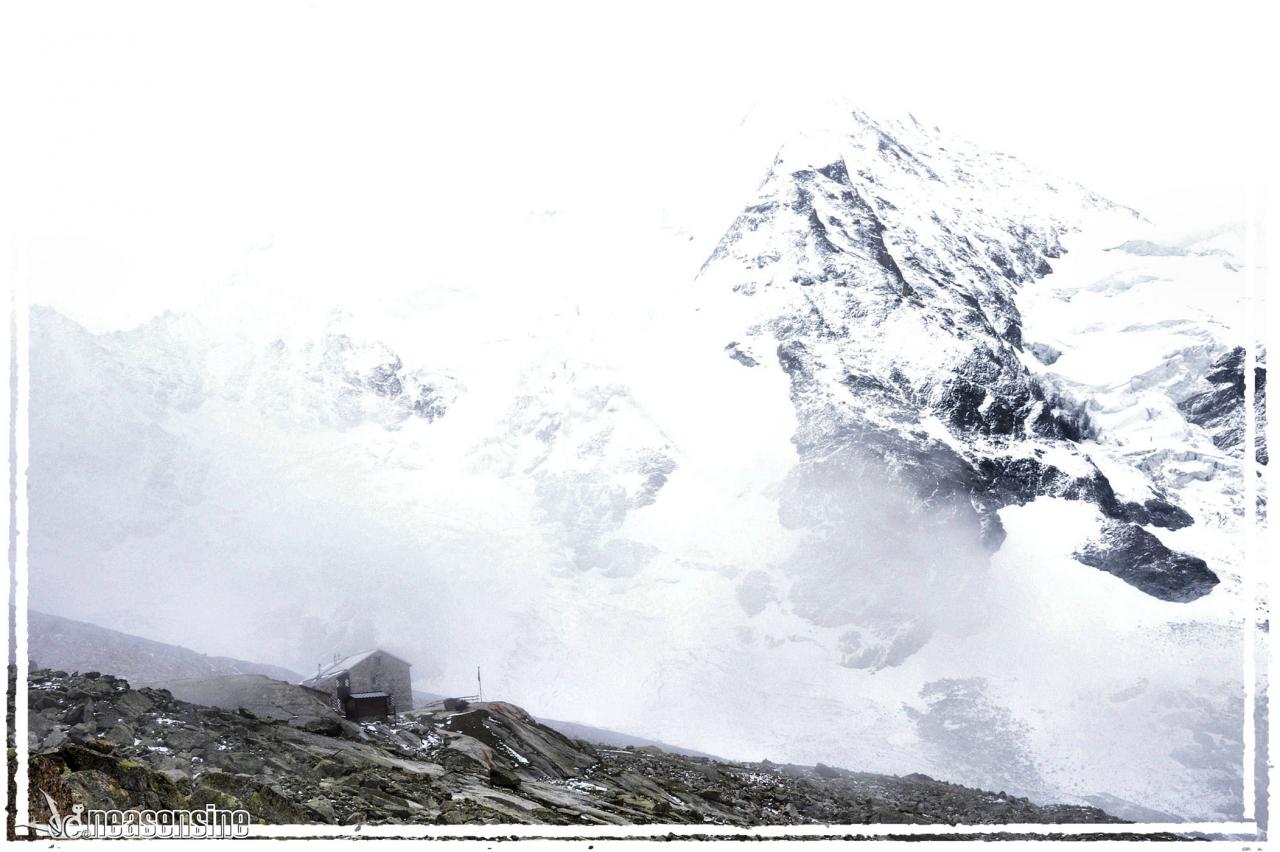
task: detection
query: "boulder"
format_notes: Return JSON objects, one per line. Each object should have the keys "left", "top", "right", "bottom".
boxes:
{"left": 115, "top": 691, "right": 154, "bottom": 716}
{"left": 61, "top": 699, "right": 93, "bottom": 725}
{"left": 305, "top": 796, "right": 337, "bottom": 823}
{"left": 68, "top": 722, "right": 97, "bottom": 743}
{"left": 291, "top": 715, "right": 344, "bottom": 737}
{"left": 106, "top": 722, "right": 135, "bottom": 745}
{"left": 40, "top": 729, "right": 69, "bottom": 751}
{"left": 489, "top": 765, "right": 521, "bottom": 790}
{"left": 84, "top": 738, "right": 115, "bottom": 755}
{"left": 311, "top": 758, "right": 350, "bottom": 779}
{"left": 161, "top": 768, "right": 191, "bottom": 785}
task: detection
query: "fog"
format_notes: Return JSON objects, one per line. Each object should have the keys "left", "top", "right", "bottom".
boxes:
{"left": 10, "top": 0, "right": 1267, "bottom": 823}
{"left": 27, "top": 233, "right": 1251, "bottom": 818}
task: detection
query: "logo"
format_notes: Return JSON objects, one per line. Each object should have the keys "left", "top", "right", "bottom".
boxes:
{"left": 25, "top": 790, "right": 251, "bottom": 839}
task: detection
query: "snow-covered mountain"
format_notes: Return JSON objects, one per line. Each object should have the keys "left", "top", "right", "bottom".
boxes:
{"left": 29, "top": 107, "right": 1263, "bottom": 822}
{"left": 694, "top": 112, "right": 1230, "bottom": 669}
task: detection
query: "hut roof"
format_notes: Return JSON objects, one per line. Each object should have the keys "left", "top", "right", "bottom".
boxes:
{"left": 299, "top": 649, "right": 411, "bottom": 688}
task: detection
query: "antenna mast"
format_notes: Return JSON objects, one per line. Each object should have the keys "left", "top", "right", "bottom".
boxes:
{"left": 477, "top": 666, "right": 483, "bottom": 702}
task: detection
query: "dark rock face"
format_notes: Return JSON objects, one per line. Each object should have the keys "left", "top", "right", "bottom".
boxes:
{"left": 1074, "top": 522, "right": 1219, "bottom": 603}
{"left": 766, "top": 253, "right": 1204, "bottom": 615}
{"left": 1124, "top": 498, "right": 1195, "bottom": 531}
{"left": 26, "top": 669, "right": 1122, "bottom": 827}
{"left": 700, "top": 110, "right": 1212, "bottom": 628}
{"left": 1178, "top": 346, "right": 1268, "bottom": 465}
{"left": 973, "top": 457, "right": 1194, "bottom": 532}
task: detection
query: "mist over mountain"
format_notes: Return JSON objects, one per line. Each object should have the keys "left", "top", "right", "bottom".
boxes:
{"left": 26, "top": 610, "right": 303, "bottom": 686}
{"left": 29, "top": 106, "right": 1261, "bottom": 821}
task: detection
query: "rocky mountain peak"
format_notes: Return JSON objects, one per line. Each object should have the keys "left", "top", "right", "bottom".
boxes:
{"left": 696, "top": 106, "right": 1218, "bottom": 672}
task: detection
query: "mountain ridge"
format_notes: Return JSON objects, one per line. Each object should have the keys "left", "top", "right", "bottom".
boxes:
{"left": 26, "top": 609, "right": 304, "bottom": 686}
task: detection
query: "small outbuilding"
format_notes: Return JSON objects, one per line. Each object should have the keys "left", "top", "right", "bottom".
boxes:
{"left": 299, "top": 649, "right": 412, "bottom": 721}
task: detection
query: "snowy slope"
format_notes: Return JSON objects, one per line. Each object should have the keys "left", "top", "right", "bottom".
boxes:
{"left": 28, "top": 107, "right": 1262, "bottom": 822}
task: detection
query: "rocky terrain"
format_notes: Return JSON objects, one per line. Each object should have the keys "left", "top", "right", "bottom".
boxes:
{"left": 1177, "top": 346, "right": 1268, "bottom": 467}
{"left": 26, "top": 669, "right": 1119, "bottom": 827}
{"left": 153, "top": 674, "right": 337, "bottom": 724}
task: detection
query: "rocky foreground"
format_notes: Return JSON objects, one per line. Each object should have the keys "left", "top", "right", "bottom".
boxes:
{"left": 24, "top": 669, "right": 1120, "bottom": 827}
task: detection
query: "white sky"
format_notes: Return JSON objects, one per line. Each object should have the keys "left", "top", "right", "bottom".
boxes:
{"left": 2, "top": 0, "right": 1273, "bottom": 331}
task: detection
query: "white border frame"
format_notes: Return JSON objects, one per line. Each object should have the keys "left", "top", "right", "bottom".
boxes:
{"left": 4, "top": 161, "right": 1273, "bottom": 851}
